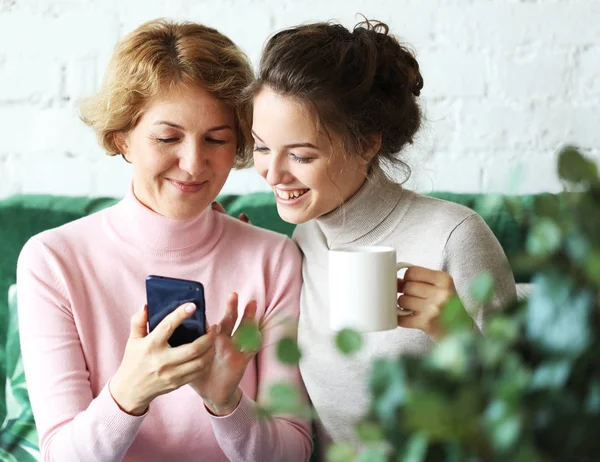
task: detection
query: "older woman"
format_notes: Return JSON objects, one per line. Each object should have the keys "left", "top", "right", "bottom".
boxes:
{"left": 16, "top": 19, "right": 311, "bottom": 462}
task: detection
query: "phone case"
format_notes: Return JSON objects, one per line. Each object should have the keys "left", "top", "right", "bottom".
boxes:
{"left": 145, "top": 275, "right": 207, "bottom": 347}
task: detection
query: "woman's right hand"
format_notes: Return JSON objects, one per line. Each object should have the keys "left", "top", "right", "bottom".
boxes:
{"left": 109, "top": 303, "right": 218, "bottom": 416}
{"left": 211, "top": 202, "right": 250, "bottom": 223}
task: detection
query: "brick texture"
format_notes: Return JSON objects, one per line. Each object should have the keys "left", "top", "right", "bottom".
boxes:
{"left": 0, "top": 0, "right": 598, "bottom": 197}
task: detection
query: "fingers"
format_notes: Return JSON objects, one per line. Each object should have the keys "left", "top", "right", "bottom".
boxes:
{"left": 403, "top": 266, "right": 455, "bottom": 290}
{"left": 240, "top": 300, "right": 257, "bottom": 325}
{"left": 219, "top": 293, "right": 239, "bottom": 337}
{"left": 397, "top": 312, "right": 422, "bottom": 329}
{"left": 211, "top": 201, "right": 227, "bottom": 214}
{"left": 401, "top": 280, "right": 440, "bottom": 300}
{"left": 151, "top": 302, "right": 197, "bottom": 345}
{"left": 175, "top": 346, "right": 216, "bottom": 381}
{"left": 397, "top": 294, "right": 426, "bottom": 314}
{"left": 171, "top": 324, "right": 219, "bottom": 364}
{"left": 129, "top": 305, "right": 149, "bottom": 340}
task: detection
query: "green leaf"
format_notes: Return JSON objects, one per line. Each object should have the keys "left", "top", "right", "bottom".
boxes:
{"left": 403, "top": 433, "right": 428, "bottom": 462}
{"left": 356, "top": 447, "right": 387, "bottom": 462}
{"left": 326, "top": 441, "right": 356, "bottom": 462}
{"left": 439, "top": 296, "right": 472, "bottom": 333}
{"left": 530, "top": 360, "right": 571, "bottom": 390}
{"left": 585, "top": 380, "right": 600, "bottom": 413}
{"left": 355, "top": 421, "right": 384, "bottom": 443}
{"left": 526, "top": 218, "right": 562, "bottom": 256}
{"left": 487, "top": 316, "right": 519, "bottom": 343}
{"left": 470, "top": 272, "right": 495, "bottom": 303}
{"left": 335, "top": 329, "right": 362, "bottom": 355}
{"left": 369, "top": 359, "right": 407, "bottom": 427}
{"left": 558, "top": 145, "right": 599, "bottom": 184}
{"left": 233, "top": 322, "right": 262, "bottom": 352}
{"left": 491, "top": 415, "right": 521, "bottom": 451}
{"left": 0, "top": 448, "right": 19, "bottom": 462}
{"left": 266, "top": 383, "right": 302, "bottom": 414}
{"left": 565, "top": 229, "right": 591, "bottom": 263}
{"left": 276, "top": 337, "right": 302, "bottom": 365}
{"left": 428, "top": 335, "right": 469, "bottom": 377}
{"left": 584, "top": 251, "right": 600, "bottom": 288}
{"left": 534, "top": 194, "right": 561, "bottom": 220}
{"left": 526, "top": 272, "right": 592, "bottom": 357}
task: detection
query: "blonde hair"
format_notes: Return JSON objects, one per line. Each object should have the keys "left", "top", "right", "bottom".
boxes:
{"left": 80, "top": 18, "right": 254, "bottom": 168}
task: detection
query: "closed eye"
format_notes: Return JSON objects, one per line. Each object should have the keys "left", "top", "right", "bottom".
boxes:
{"left": 253, "top": 146, "right": 269, "bottom": 153}
{"left": 158, "top": 137, "right": 179, "bottom": 144}
{"left": 290, "top": 153, "right": 312, "bottom": 164}
{"left": 206, "top": 138, "right": 228, "bottom": 145}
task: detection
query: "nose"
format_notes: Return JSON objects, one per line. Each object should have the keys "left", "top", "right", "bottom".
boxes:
{"left": 264, "top": 154, "right": 293, "bottom": 186}
{"left": 179, "top": 141, "right": 207, "bottom": 177}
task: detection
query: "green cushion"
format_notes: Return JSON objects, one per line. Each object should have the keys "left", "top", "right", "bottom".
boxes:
{"left": 0, "top": 191, "right": 553, "bottom": 330}
{"left": 0, "top": 286, "right": 39, "bottom": 461}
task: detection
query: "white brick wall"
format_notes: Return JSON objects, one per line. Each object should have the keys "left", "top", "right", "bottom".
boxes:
{"left": 0, "top": 0, "right": 598, "bottom": 198}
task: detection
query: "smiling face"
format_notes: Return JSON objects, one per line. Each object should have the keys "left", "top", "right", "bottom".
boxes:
{"left": 117, "top": 84, "right": 237, "bottom": 220}
{"left": 252, "top": 87, "right": 370, "bottom": 224}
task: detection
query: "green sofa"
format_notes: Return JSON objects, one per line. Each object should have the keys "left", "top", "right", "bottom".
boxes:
{"left": 0, "top": 191, "right": 543, "bottom": 460}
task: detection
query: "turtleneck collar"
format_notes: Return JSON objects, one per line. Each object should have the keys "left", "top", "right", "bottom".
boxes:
{"left": 316, "top": 165, "right": 410, "bottom": 248}
{"left": 107, "top": 183, "right": 222, "bottom": 259}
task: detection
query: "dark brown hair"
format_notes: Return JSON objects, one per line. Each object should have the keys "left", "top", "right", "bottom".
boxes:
{"left": 246, "top": 19, "right": 424, "bottom": 175}
{"left": 81, "top": 18, "right": 254, "bottom": 168}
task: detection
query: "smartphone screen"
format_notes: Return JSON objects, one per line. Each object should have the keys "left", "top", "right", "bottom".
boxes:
{"left": 145, "top": 275, "right": 207, "bottom": 347}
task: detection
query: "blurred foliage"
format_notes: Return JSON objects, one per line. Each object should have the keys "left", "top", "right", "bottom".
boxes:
{"left": 326, "top": 146, "right": 600, "bottom": 461}
{"left": 233, "top": 321, "right": 262, "bottom": 352}
{"left": 336, "top": 329, "right": 363, "bottom": 355}
{"left": 270, "top": 146, "right": 600, "bottom": 461}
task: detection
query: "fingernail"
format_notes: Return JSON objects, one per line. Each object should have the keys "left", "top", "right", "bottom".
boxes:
{"left": 185, "top": 303, "right": 196, "bottom": 313}
{"left": 216, "top": 324, "right": 222, "bottom": 334}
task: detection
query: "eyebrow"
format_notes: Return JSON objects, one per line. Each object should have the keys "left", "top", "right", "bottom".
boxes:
{"left": 252, "top": 130, "right": 318, "bottom": 149}
{"left": 252, "top": 130, "right": 319, "bottom": 150}
{"left": 154, "top": 121, "right": 234, "bottom": 132}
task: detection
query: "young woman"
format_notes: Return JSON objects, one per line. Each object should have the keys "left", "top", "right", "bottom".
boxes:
{"left": 245, "top": 20, "right": 516, "bottom": 448}
{"left": 17, "top": 19, "right": 311, "bottom": 461}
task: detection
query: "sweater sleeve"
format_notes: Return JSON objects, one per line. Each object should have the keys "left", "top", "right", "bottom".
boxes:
{"left": 441, "top": 214, "right": 517, "bottom": 330}
{"left": 16, "top": 237, "right": 146, "bottom": 462}
{"left": 209, "top": 238, "right": 313, "bottom": 461}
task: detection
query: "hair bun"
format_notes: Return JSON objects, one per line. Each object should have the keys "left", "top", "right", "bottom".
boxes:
{"left": 353, "top": 19, "right": 424, "bottom": 99}
{"left": 412, "top": 72, "right": 423, "bottom": 96}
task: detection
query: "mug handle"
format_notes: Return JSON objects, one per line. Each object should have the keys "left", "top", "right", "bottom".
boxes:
{"left": 396, "top": 262, "right": 414, "bottom": 317}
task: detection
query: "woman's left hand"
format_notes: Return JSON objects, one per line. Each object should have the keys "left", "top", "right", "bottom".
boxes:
{"left": 396, "top": 266, "right": 466, "bottom": 341}
{"left": 189, "top": 292, "right": 259, "bottom": 416}
{"left": 212, "top": 202, "right": 250, "bottom": 223}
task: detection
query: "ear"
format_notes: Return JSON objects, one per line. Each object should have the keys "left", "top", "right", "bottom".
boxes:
{"left": 113, "top": 131, "right": 129, "bottom": 157}
{"left": 361, "top": 132, "right": 382, "bottom": 164}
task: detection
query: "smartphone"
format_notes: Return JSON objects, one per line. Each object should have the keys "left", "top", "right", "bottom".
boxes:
{"left": 145, "top": 275, "right": 207, "bottom": 347}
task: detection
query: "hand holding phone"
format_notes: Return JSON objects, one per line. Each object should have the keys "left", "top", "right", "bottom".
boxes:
{"left": 110, "top": 299, "right": 217, "bottom": 416}
{"left": 146, "top": 275, "right": 207, "bottom": 347}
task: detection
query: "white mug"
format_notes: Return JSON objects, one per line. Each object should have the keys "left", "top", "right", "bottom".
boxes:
{"left": 329, "top": 246, "right": 413, "bottom": 333}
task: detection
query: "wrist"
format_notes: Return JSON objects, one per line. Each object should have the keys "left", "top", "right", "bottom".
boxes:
{"left": 109, "top": 376, "right": 149, "bottom": 416}
{"left": 205, "top": 388, "right": 243, "bottom": 417}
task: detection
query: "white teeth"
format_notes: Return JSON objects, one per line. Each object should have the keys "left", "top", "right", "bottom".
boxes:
{"left": 276, "top": 189, "right": 306, "bottom": 200}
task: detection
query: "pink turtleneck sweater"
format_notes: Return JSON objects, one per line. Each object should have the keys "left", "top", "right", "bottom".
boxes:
{"left": 16, "top": 189, "right": 312, "bottom": 462}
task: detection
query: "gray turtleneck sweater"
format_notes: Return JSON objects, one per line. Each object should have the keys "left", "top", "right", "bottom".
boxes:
{"left": 293, "top": 169, "right": 516, "bottom": 447}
